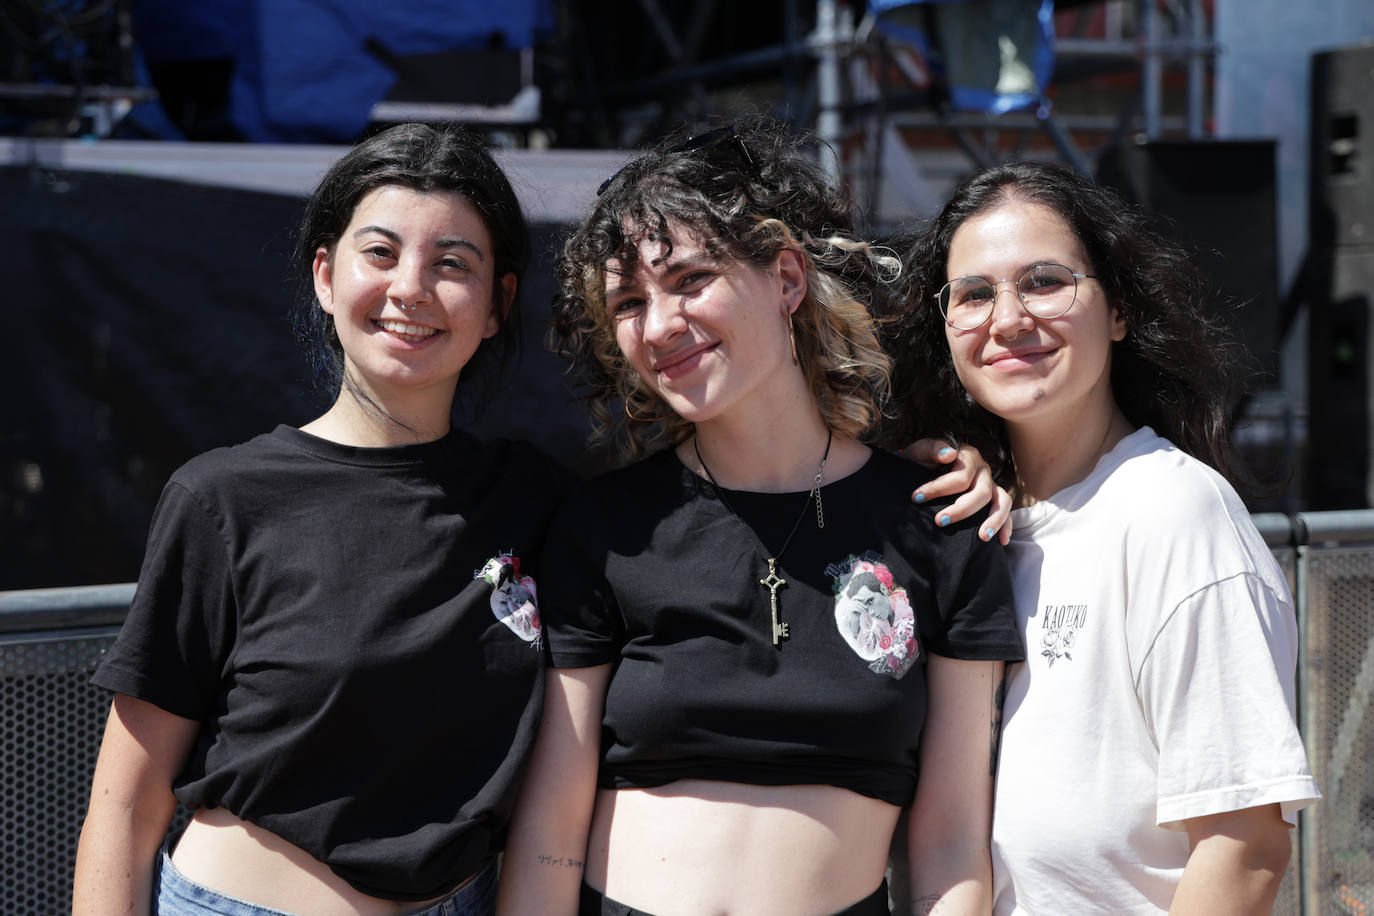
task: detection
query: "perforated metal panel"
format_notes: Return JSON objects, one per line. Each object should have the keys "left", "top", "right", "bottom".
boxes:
{"left": 0, "top": 535, "right": 1366, "bottom": 914}
{"left": 0, "top": 628, "right": 118, "bottom": 915}
{"left": 1272, "top": 545, "right": 1303, "bottom": 916}
{"left": 1301, "top": 546, "right": 1374, "bottom": 915}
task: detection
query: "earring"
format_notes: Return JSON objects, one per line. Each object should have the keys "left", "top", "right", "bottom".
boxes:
{"left": 788, "top": 311, "right": 799, "bottom": 366}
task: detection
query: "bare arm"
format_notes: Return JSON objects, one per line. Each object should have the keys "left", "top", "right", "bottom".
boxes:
{"left": 73, "top": 694, "right": 200, "bottom": 916}
{"left": 907, "top": 655, "right": 1003, "bottom": 915}
{"left": 899, "top": 440, "right": 1013, "bottom": 544}
{"left": 496, "top": 664, "right": 613, "bottom": 916}
{"left": 1169, "top": 805, "right": 1293, "bottom": 915}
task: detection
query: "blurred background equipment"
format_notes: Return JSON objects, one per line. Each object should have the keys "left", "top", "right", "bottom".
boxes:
{"left": 1306, "top": 42, "right": 1374, "bottom": 510}
{"left": 0, "top": 0, "right": 1370, "bottom": 560}
{"left": 0, "top": 0, "right": 152, "bottom": 138}
{"left": 1095, "top": 138, "right": 1281, "bottom": 378}
{"left": 7, "top": 0, "right": 1369, "bottom": 584}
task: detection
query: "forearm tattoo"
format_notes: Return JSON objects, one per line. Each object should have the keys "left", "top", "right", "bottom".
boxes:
{"left": 990, "top": 667, "right": 1008, "bottom": 778}
{"left": 535, "top": 854, "right": 584, "bottom": 869}
{"left": 913, "top": 893, "right": 944, "bottom": 915}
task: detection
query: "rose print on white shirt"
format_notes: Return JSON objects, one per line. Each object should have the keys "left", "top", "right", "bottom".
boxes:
{"left": 1038, "top": 603, "right": 1087, "bottom": 667}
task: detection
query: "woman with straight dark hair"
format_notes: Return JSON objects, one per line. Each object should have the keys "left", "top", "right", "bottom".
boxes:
{"left": 497, "top": 119, "right": 1022, "bottom": 916}
{"left": 884, "top": 160, "right": 1320, "bottom": 914}
{"left": 73, "top": 122, "right": 562, "bottom": 916}
{"left": 71, "top": 120, "right": 1004, "bottom": 916}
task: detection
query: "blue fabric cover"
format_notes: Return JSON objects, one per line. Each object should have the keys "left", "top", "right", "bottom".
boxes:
{"left": 133, "top": 0, "right": 551, "bottom": 142}
{"left": 870, "top": 0, "right": 1056, "bottom": 115}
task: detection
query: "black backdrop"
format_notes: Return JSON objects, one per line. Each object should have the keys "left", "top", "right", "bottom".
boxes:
{"left": 4, "top": 166, "right": 594, "bottom": 590}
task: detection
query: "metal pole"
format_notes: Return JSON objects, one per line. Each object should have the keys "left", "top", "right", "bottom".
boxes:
{"left": 815, "top": 0, "right": 843, "bottom": 181}
{"left": 1186, "top": 0, "right": 1206, "bottom": 138}
{"left": 1142, "top": 0, "right": 1162, "bottom": 139}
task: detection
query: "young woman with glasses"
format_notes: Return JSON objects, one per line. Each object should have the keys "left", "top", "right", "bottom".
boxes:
{"left": 884, "top": 160, "right": 1320, "bottom": 914}
{"left": 495, "top": 120, "right": 1024, "bottom": 916}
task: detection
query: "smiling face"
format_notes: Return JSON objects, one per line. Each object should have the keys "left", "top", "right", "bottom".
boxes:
{"left": 313, "top": 185, "right": 513, "bottom": 404}
{"left": 604, "top": 221, "right": 806, "bottom": 426}
{"left": 942, "top": 197, "right": 1126, "bottom": 437}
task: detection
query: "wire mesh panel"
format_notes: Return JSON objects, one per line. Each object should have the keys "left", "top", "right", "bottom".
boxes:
{"left": 1302, "top": 545, "right": 1374, "bottom": 915}
{"left": 0, "top": 628, "right": 118, "bottom": 915}
{"left": 0, "top": 535, "right": 1360, "bottom": 915}
{"left": 1271, "top": 544, "right": 1303, "bottom": 916}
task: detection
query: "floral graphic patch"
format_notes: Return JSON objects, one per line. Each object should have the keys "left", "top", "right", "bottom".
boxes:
{"left": 826, "top": 552, "right": 919, "bottom": 679}
{"left": 477, "top": 553, "right": 541, "bottom": 647}
{"left": 1039, "top": 604, "right": 1086, "bottom": 667}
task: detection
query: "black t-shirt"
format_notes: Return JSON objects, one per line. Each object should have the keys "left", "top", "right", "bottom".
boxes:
{"left": 92, "top": 425, "right": 565, "bottom": 900}
{"left": 543, "top": 447, "right": 1022, "bottom": 807}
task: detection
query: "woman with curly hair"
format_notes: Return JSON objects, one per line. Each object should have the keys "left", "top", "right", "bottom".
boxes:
{"left": 497, "top": 120, "right": 1023, "bottom": 916}
{"left": 883, "top": 160, "right": 1319, "bottom": 914}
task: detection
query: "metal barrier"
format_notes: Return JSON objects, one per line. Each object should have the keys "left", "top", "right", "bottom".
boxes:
{"left": 0, "top": 585, "right": 131, "bottom": 915}
{"left": 1294, "top": 514, "right": 1374, "bottom": 916}
{"left": 4, "top": 513, "right": 1374, "bottom": 915}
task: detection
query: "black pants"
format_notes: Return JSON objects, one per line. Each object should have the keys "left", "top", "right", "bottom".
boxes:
{"left": 579, "top": 880, "right": 890, "bottom": 916}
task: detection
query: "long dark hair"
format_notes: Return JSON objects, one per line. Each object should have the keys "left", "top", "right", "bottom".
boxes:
{"left": 882, "top": 160, "right": 1253, "bottom": 490}
{"left": 293, "top": 122, "right": 530, "bottom": 408}
{"left": 552, "top": 117, "right": 899, "bottom": 459}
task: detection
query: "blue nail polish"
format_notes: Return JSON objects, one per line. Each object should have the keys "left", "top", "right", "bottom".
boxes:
{"left": 985, "top": 527, "right": 996, "bottom": 540}
{"left": 914, "top": 492, "right": 927, "bottom": 504}
{"left": 938, "top": 446, "right": 954, "bottom": 458}
{"left": 939, "top": 514, "right": 952, "bottom": 527}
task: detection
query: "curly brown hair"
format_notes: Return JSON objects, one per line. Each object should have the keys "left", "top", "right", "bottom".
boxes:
{"left": 552, "top": 118, "right": 900, "bottom": 459}
{"left": 881, "top": 160, "right": 1254, "bottom": 492}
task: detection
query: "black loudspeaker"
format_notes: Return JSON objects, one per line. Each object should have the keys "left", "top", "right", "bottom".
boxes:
{"left": 1097, "top": 140, "right": 1281, "bottom": 378}
{"left": 1311, "top": 43, "right": 1374, "bottom": 249}
{"left": 1307, "top": 248, "right": 1374, "bottom": 509}
{"left": 1307, "top": 44, "right": 1374, "bottom": 510}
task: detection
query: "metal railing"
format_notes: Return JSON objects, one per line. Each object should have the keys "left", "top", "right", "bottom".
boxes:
{"left": 4, "top": 511, "right": 1374, "bottom": 915}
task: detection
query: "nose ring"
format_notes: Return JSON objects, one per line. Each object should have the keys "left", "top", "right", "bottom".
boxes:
{"left": 397, "top": 299, "right": 416, "bottom": 312}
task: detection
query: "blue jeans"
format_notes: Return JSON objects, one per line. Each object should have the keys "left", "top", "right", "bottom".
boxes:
{"left": 154, "top": 846, "right": 497, "bottom": 916}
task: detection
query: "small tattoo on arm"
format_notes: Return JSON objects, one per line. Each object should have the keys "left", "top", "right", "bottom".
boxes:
{"left": 990, "top": 668, "right": 1008, "bottom": 778}
{"left": 913, "top": 893, "right": 943, "bottom": 914}
{"left": 535, "top": 854, "right": 584, "bottom": 869}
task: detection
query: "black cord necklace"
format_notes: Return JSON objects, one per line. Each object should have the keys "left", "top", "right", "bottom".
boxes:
{"left": 693, "top": 428, "right": 832, "bottom": 647}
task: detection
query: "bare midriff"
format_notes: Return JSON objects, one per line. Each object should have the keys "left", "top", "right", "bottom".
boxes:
{"left": 170, "top": 808, "right": 463, "bottom": 915}
{"left": 584, "top": 781, "right": 901, "bottom": 916}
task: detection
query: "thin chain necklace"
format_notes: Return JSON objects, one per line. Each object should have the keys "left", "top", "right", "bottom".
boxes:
{"left": 693, "top": 428, "right": 832, "bottom": 647}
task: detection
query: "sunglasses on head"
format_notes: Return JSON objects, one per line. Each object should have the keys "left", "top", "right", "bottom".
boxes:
{"left": 596, "top": 127, "right": 756, "bottom": 197}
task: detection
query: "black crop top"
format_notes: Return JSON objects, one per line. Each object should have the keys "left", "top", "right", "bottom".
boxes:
{"left": 542, "top": 447, "right": 1021, "bottom": 806}
{"left": 93, "top": 426, "right": 564, "bottom": 900}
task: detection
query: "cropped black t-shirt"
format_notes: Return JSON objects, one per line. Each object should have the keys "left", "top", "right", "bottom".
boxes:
{"left": 542, "top": 447, "right": 1021, "bottom": 807}
{"left": 93, "top": 425, "right": 565, "bottom": 900}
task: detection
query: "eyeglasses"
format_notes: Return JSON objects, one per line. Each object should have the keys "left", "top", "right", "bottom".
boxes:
{"left": 935, "top": 263, "right": 1098, "bottom": 331}
{"left": 596, "top": 127, "right": 756, "bottom": 196}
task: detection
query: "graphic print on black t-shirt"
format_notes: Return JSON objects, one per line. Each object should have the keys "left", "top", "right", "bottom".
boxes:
{"left": 476, "top": 552, "right": 542, "bottom": 648}
{"left": 826, "top": 550, "right": 920, "bottom": 678}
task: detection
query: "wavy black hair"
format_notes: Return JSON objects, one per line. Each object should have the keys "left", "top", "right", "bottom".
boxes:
{"left": 881, "top": 160, "right": 1254, "bottom": 491}
{"left": 292, "top": 122, "right": 529, "bottom": 410}
{"left": 552, "top": 117, "right": 900, "bottom": 459}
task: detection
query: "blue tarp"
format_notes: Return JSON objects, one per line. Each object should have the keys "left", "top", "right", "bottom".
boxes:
{"left": 133, "top": 0, "right": 553, "bottom": 142}
{"left": 870, "top": 0, "right": 1056, "bottom": 115}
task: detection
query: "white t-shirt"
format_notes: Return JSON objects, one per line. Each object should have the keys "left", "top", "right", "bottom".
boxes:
{"left": 991, "top": 428, "right": 1320, "bottom": 915}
